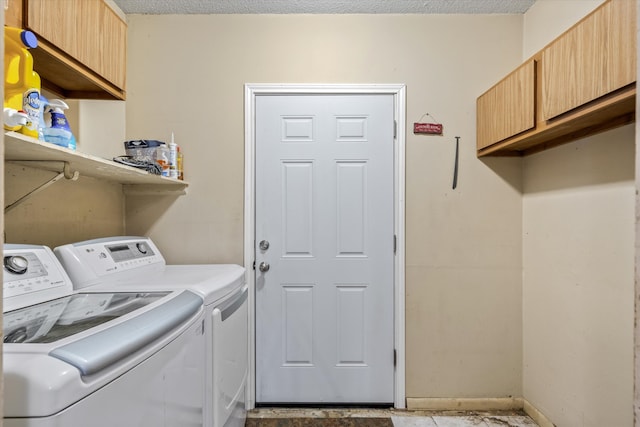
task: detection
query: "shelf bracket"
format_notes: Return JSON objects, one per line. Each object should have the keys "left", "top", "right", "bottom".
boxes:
{"left": 5, "top": 161, "right": 80, "bottom": 213}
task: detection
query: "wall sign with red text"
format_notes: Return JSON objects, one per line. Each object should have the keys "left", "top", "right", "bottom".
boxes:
{"left": 413, "top": 113, "right": 443, "bottom": 135}
{"left": 413, "top": 122, "right": 443, "bottom": 135}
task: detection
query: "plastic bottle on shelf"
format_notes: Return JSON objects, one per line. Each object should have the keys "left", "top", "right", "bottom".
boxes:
{"left": 177, "top": 147, "right": 184, "bottom": 180}
{"left": 4, "top": 26, "right": 41, "bottom": 137}
{"left": 36, "top": 94, "right": 49, "bottom": 140}
{"left": 155, "top": 144, "right": 170, "bottom": 177}
{"left": 42, "top": 99, "right": 77, "bottom": 150}
{"left": 168, "top": 132, "right": 178, "bottom": 179}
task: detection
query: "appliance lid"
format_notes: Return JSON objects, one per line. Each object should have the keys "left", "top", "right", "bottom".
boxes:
{"left": 54, "top": 237, "right": 246, "bottom": 304}
{"left": 49, "top": 290, "right": 202, "bottom": 375}
{"left": 86, "top": 264, "right": 246, "bottom": 305}
{"left": 3, "top": 291, "right": 171, "bottom": 344}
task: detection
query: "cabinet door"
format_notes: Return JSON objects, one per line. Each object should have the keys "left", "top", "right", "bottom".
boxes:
{"left": 5, "top": 0, "right": 23, "bottom": 28}
{"left": 476, "top": 60, "right": 536, "bottom": 150}
{"left": 100, "top": 4, "right": 127, "bottom": 90}
{"left": 542, "top": 0, "right": 636, "bottom": 120}
{"left": 26, "top": 0, "right": 126, "bottom": 90}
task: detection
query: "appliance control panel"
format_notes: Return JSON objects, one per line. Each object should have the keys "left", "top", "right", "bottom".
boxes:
{"left": 55, "top": 237, "right": 166, "bottom": 289}
{"left": 3, "top": 245, "right": 73, "bottom": 312}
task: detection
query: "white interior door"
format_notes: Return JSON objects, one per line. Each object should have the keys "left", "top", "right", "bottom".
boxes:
{"left": 255, "top": 93, "right": 395, "bottom": 404}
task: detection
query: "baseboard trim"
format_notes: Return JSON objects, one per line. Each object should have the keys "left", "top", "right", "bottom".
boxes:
{"left": 405, "top": 398, "right": 555, "bottom": 426}
{"left": 522, "top": 399, "right": 555, "bottom": 427}
{"left": 406, "top": 397, "right": 523, "bottom": 411}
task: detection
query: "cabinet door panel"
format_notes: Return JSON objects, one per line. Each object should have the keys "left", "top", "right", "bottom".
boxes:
{"left": 608, "top": 0, "right": 636, "bottom": 94}
{"left": 5, "top": 0, "right": 24, "bottom": 28}
{"left": 477, "top": 60, "right": 536, "bottom": 150}
{"left": 542, "top": 0, "right": 636, "bottom": 120}
{"left": 26, "top": 0, "right": 126, "bottom": 90}
{"left": 75, "top": 0, "right": 101, "bottom": 73}
{"left": 100, "top": 5, "right": 127, "bottom": 89}
{"left": 27, "top": 0, "right": 77, "bottom": 57}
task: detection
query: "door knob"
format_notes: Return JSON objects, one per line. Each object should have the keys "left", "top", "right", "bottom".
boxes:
{"left": 259, "top": 240, "right": 270, "bottom": 251}
{"left": 258, "top": 262, "right": 270, "bottom": 273}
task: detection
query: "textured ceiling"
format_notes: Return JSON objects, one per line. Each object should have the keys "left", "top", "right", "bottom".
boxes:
{"left": 111, "top": 0, "right": 536, "bottom": 15}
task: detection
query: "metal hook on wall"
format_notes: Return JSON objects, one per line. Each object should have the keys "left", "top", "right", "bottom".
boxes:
{"left": 62, "top": 161, "right": 80, "bottom": 180}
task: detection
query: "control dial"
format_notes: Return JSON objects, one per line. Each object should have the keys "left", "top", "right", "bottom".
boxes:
{"left": 136, "top": 243, "right": 148, "bottom": 254}
{"left": 4, "top": 255, "right": 28, "bottom": 275}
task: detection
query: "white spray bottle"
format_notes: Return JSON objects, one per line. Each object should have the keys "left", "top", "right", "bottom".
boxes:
{"left": 43, "top": 99, "right": 76, "bottom": 150}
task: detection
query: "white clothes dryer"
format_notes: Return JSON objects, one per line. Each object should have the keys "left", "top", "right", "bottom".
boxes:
{"left": 3, "top": 244, "right": 206, "bottom": 427}
{"left": 55, "top": 237, "right": 248, "bottom": 427}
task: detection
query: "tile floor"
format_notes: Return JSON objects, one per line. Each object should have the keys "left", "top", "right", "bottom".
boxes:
{"left": 392, "top": 414, "right": 537, "bottom": 426}
{"left": 246, "top": 408, "right": 539, "bottom": 427}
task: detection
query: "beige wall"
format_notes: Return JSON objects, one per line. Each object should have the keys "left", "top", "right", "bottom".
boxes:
{"left": 67, "top": 98, "right": 126, "bottom": 160}
{"left": 4, "top": 92, "right": 127, "bottom": 247}
{"left": 124, "top": 14, "right": 525, "bottom": 398}
{"left": 522, "top": 1, "right": 635, "bottom": 426}
{"left": 4, "top": 164, "right": 125, "bottom": 247}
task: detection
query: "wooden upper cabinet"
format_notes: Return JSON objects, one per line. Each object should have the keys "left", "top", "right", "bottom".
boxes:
{"left": 12, "top": 0, "right": 127, "bottom": 100}
{"left": 27, "top": 0, "right": 126, "bottom": 92}
{"left": 477, "top": 0, "right": 636, "bottom": 157}
{"left": 477, "top": 60, "right": 536, "bottom": 150}
{"left": 542, "top": 0, "right": 636, "bottom": 120}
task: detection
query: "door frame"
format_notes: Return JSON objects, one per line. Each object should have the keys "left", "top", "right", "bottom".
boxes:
{"left": 244, "top": 83, "right": 406, "bottom": 409}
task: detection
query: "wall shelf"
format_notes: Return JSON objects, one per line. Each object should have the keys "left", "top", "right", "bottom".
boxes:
{"left": 4, "top": 132, "right": 188, "bottom": 192}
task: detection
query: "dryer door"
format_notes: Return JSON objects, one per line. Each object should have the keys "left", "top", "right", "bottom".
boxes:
{"left": 212, "top": 285, "right": 248, "bottom": 427}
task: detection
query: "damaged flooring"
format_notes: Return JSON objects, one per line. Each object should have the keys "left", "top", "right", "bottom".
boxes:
{"left": 246, "top": 408, "right": 539, "bottom": 427}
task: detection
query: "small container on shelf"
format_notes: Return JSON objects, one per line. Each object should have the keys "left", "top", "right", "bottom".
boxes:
{"left": 124, "top": 139, "right": 166, "bottom": 163}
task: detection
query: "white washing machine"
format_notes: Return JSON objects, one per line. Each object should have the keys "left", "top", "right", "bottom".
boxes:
{"left": 3, "top": 244, "right": 206, "bottom": 427}
{"left": 54, "top": 236, "right": 248, "bottom": 427}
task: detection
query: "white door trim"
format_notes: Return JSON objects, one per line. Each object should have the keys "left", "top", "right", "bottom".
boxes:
{"left": 244, "top": 83, "right": 406, "bottom": 409}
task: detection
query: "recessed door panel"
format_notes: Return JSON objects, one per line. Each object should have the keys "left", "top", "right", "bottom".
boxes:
{"left": 282, "top": 285, "right": 314, "bottom": 365}
{"left": 282, "top": 116, "right": 314, "bottom": 142}
{"left": 282, "top": 162, "right": 314, "bottom": 257}
{"left": 336, "top": 284, "right": 367, "bottom": 366}
{"left": 336, "top": 161, "right": 367, "bottom": 256}
{"left": 336, "top": 116, "right": 368, "bottom": 142}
